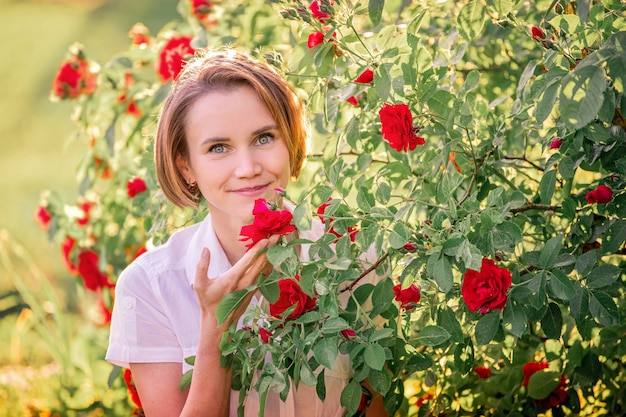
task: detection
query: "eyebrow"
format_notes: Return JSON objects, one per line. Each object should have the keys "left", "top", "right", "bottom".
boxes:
{"left": 200, "top": 124, "right": 279, "bottom": 146}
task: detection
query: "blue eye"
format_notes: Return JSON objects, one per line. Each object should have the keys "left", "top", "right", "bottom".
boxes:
{"left": 209, "top": 144, "right": 227, "bottom": 153}
{"left": 257, "top": 133, "right": 275, "bottom": 145}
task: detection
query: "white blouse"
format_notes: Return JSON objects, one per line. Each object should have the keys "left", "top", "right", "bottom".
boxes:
{"left": 106, "top": 211, "right": 352, "bottom": 417}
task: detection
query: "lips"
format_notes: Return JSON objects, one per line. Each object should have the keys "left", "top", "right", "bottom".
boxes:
{"left": 230, "top": 183, "right": 269, "bottom": 196}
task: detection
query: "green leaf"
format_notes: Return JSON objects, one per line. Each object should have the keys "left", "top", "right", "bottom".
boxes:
{"left": 437, "top": 306, "right": 464, "bottom": 343}
{"left": 538, "top": 169, "right": 557, "bottom": 205}
{"left": 417, "top": 325, "right": 451, "bottom": 347}
{"left": 364, "top": 343, "right": 386, "bottom": 371}
{"left": 586, "top": 263, "right": 621, "bottom": 289}
{"left": 216, "top": 289, "right": 249, "bottom": 325}
{"left": 405, "top": 351, "right": 434, "bottom": 373}
{"left": 368, "top": 368, "right": 392, "bottom": 395}
{"left": 293, "top": 200, "right": 312, "bottom": 231}
{"left": 313, "top": 337, "right": 339, "bottom": 369}
{"left": 389, "top": 222, "right": 411, "bottom": 249}
{"left": 547, "top": 270, "right": 576, "bottom": 301}
{"left": 340, "top": 379, "right": 362, "bottom": 416}
{"left": 535, "top": 80, "right": 560, "bottom": 125}
{"left": 490, "top": 0, "right": 513, "bottom": 15}
{"left": 475, "top": 311, "right": 500, "bottom": 345}
{"left": 575, "top": 250, "right": 598, "bottom": 276}
{"left": 602, "top": 220, "right": 626, "bottom": 255}
{"left": 540, "top": 302, "right": 563, "bottom": 339}
{"left": 371, "top": 277, "right": 394, "bottom": 317}
{"left": 374, "top": 63, "right": 391, "bottom": 102}
{"left": 527, "top": 371, "right": 561, "bottom": 399}
{"left": 457, "top": 2, "right": 486, "bottom": 42}
{"left": 503, "top": 300, "right": 528, "bottom": 338}
{"left": 322, "top": 317, "right": 351, "bottom": 334}
{"left": 427, "top": 253, "right": 453, "bottom": 293}
{"left": 299, "top": 360, "right": 317, "bottom": 386}
{"left": 559, "top": 65, "right": 608, "bottom": 129}
{"left": 368, "top": 0, "right": 385, "bottom": 26}
{"left": 453, "top": 338, "right": 474, "bottom": 374}
{"left": 539, "top": 235, "right": 563, "bottom": 269}
{"left": 589, "top": 291, "right": 619, "bottom": 326}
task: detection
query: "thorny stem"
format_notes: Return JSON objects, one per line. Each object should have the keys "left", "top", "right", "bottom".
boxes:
{"left": 510, "top": 203, "right": 561, "bottom": 214}
{"left": 503, "top": 155, "right": 545, "bottom": 172}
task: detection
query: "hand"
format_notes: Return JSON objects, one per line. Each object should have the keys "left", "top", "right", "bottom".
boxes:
{"left": 192, "top": 235, "right": 279, "bottom": 326}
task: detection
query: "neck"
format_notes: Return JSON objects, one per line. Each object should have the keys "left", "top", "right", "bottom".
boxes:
{"left": 211, "top": 214, "right": 249, "bottom": 265}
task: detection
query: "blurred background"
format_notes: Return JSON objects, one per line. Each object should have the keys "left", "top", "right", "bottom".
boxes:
{"left": 0, "top": 0, "right": 175, "bottom": 411}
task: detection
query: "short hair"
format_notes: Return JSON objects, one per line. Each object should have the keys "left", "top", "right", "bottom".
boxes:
{"left": 154, "top": 49, "right": 309, "bottom": 208}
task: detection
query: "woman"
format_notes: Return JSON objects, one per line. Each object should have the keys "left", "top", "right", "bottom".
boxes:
{"left": 106, "top": 49, "right": 385, "bottom": 416}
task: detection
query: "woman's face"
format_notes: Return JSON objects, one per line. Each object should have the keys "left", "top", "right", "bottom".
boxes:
{"left": 178, "top": 85, "right": 291, "bottom": 225}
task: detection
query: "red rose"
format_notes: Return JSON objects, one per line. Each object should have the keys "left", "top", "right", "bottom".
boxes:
{"left": 51, "top": 52, "right": 97, "bottom": 99}
{"left": 269, "top": 275, "right": 316, "bottom": 320}
{"left": 239, "top": 199, "right": 296, "bottom": 249}
{"left": 461, "top": 258, "right": 511, "bottom": 314}
{"left": 536, "top": 376, "right": 568, "bottom": 410}
{"left": 61, "top": 236, "right": 78, "bottom": 275}
{"left": 123, "top": 368, "right": 142, "bottom": 409}
{"left": 403, "top": 242, "right": 418, "bottom": 251}
{"left": 77, "top": 250, "right": 112, "bottom": 292}
{"left": 474, "top": 366, "right": 492, "bottom": 379}
{"left": 309, "top": 0, "right": 333, "bottom": 23}
{"left": 549, "top": 137, "right": 563, "bottom": 150}
{"left": 259, "top": 327, "right": 272, "bottom": 343}
{"left": 585, "top": 184, "right": 612, "bottom": 204}
{"left": 393, "top": 283, "right": 421, "bottom": 311}
{"left": 531, "top": 26, "right": 545, "bottom": 40}
{"left": 35, "top": 206, "right": 52, "bottom": 230}
{"left": 379, "top": 103, "right": 425, "bottom": 152}
{"left": 354, "top": 68, "right": 374, "bottom": 84}
{"left": 156, "top": 35, "right": 195, "bottom": 83}
{"left": 189, "top": 0, "right": 213, "bottom": 21}
{"left": 307, "top": 31, "right": 326, "bottom": 48}
{"left": 340, "top": 328, "right": 357, "bottom": 340}
{"left": 316, "top": 199, "right": 358, "bottom": 242}
{"left": 522, "top": 361, "right": 549, "bottom": 387}
{"left": 127, "top": 177, "right": 148, "bottom": 198}
{"left": 346, "top": 96, "right": 360, "bottom": 106}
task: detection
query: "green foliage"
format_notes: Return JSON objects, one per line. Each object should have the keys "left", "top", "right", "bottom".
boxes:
{"left": 38, "top": 0, "right": 626, "bottom": 416}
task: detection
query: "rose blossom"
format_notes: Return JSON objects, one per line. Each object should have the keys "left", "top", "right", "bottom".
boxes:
{"left": 156, "top": 35, "right": 195, "bottom": 83}
{"left": 549, "top": 137, "right": 563, "bottom": 150}
{"left": 51, "top": 50, "right": 97, "bottom": 99}
{"left": 474, "top": 366, "right": 492, "bottom": 379}
{"left": 35, "top": 206, "right": 52, "bottom": 230}
{"left": 77, "top": 250, "right": 113, "bottom": 292}
{"left": 393, "top": 283, "right": 421, "bottom": 311}
{"left": 354, "top": 68, "right": 374, "bottom": 84}
{"left": 259, "top": 327, "right": 272, "bottom": 343}
{"left": 379, "top": 103, "right": 425, "bottom": 152}
{"left": 340, "top": 328, "right": 357, "bottom": 340}
{"left": 127, "top": 177, "right": 148, "bottom": 198}
{"left": 316, "top": 198, "right": 358, "bottom": 242}
{"left": 61, "top": 236, "right": 78, "bottom": 275}
{"left": 461, "top": 258, "right": 511, "bottom": 314}
{"left": 309, "top": 0, "right": 333, "bottom": 23}
{"left": 269, "top": 275, "right": 316, "bottom": 320}
{"left": 239, "top": 198, "right": 296, "bottom": 249}
{"left": 585, "top": 184, "right": 612, "bottom": 204}
{"left": 522, "top": 361, "right": 568, "bottom": 410}
{"left": 346, "top": 96, "right": 360, "bottom": 107}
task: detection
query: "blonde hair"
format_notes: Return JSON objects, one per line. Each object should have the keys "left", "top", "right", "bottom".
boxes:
{"left": 154, "top": 49, "right": 309, "bottom": 208}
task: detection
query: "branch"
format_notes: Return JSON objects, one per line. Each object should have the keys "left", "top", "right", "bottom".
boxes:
{"left": 503, "top": 155, "right": 545, "bottom": 172}
{"left": 511, "top": 203, "right": 561, "bottom": 214}
{"left": 341, "top": 252, "right": 390, "bottom": 293}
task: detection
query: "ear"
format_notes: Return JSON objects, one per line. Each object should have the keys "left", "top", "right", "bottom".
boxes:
{"left": 176, "top": 154, "right": 195, "bottom": 185}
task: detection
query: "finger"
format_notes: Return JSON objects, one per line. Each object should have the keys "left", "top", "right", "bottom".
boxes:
{"left": 229, "top": 238, "right": 270, "bottom": 277}
{"left": 193, "top": 247, "right": 211, "bottom": 290}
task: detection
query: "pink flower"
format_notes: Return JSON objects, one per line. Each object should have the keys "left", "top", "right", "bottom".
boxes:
{"left": 549, "top": 137, "right": 563, "bottom": 150}
{"left": 354, "top": 69, "right": 374, "bottom": 84}
{"left": 462, "top": 258, "right": 511, "bottom": 314}
{"left": 379, "top": 103, "right": 425, "bottom": 152}
{"left": 585, "top": 185, "right": 613, "bottom": 204}
{"left": 127, "top": 177, "right": 148, "bottom": 198}
{"left": 393, "top": 284, "right": 421, "bottom": 311}
{"left": 474, "top": 366, "right": 492, "bottom": 379}
{"left": 239, "top": 199, "right": 296, "bottom": 249}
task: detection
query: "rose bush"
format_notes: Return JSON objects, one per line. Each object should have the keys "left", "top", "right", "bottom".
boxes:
{"left": 34, "top": 0, "right": 626, "bottom": 416}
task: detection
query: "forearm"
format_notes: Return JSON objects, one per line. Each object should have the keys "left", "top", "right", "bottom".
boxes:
{"left": 180, "top": 314, "right": 232, "bottom": 417}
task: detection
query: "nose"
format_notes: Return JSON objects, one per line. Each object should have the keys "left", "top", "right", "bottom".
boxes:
{"left": 234, "top": 149, "right": 262, "bottom": 178}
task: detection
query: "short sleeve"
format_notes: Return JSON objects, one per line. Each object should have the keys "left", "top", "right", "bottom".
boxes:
{"left": 106, "top": 261, "right": 183, "bottom": 368}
